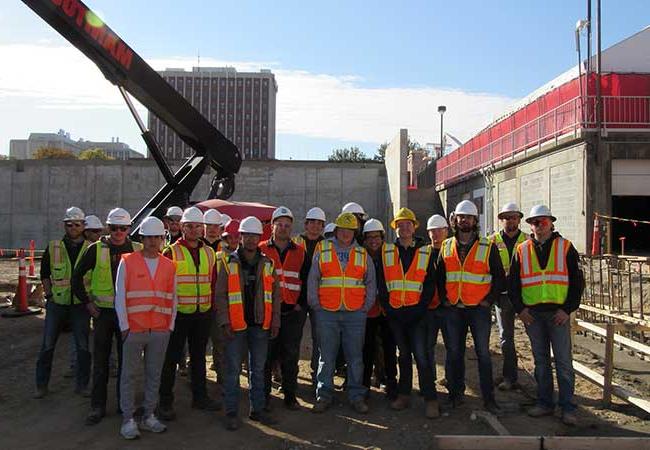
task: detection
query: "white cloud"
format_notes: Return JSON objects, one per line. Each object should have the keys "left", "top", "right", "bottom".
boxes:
{"left": 0, "top": 43, "right": 518, "bottom": 153}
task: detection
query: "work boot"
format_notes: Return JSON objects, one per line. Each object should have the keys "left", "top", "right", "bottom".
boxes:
{"left": 33, "top": 386, "right": 48, "bottom": 399}
{"left": 497, "top": 379, "right": 517, "bottom": 391}
{"left": 120, "top": 418, "right": 140, "bottom": 440}
{"left": 484, "top": 399, "right": 502, "bottom": 416}
{"left": 390, "top": 394, "right": 411, "bottom": 411}
{"left": 425, "top": 400, "right": 440, "bottom": 419}
{"left": 140, "top": 414, "right": 167, "bottom": 433}
{"left": 85, "top": 408, "right": 105, "bottom": 426}
{"left": 284, "top": 394, "right": 300, "bottom": 411}
{"left": 351, "top": 398, "right": 369, "bottom": 414}
{"left": 249, "top": 410, "right": 278, "bottom": 425}
{"left": 444, "top": 393, "right": 465, "bottom": 409}
{"left": 192, "top": 396, "right": 222, "bottom": 411}
{"left": 311, "top": 399, "right": 330, "bottom": 414}
{"left": 225, "top": 413, "right": 240, "bottom": 431}
{"left": 157, "top": 405, "right": 176, "bottom": 421}
{"left": 527, "top": 405, "right": 554, "bottom": 418}
{"left": 561, "top": 410, "right": 578, "bottom": 426}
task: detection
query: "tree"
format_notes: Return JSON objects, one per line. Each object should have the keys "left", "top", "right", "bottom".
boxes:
{"left": 374, "top": 142, "right": 387, "bottom": 162}
{"left": 79, "top": 148, "right": 114, "bottom": 160}
{"left": 407, "top": 137, "right": 423, "bottom": 152}
{"left": 33, "top": 147, "right": 78, "bottom": 159}
{"left": 327, "top": 146, "right": 371, "bottom": 162}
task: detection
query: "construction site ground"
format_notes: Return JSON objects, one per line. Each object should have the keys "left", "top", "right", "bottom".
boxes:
{"left": 1, "top": 259, "right": 649, "bottom": 449}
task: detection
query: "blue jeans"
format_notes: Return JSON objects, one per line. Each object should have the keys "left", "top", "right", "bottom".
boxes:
{"left": 525, "top": 310, "right": 576, "bottom": 413}
{"left": 445, "top": 305, "right": 494, "bottom": 401}
{"left": 223, "top": 326, "right": 270, "bottom": 415}
{"left": 425, "top": 308, "right": 452, "bottom": 387}
{"left": 35, "top": 301, "right": 90, "bottom": 389}
{"left": 316, "top": 310, "right": 367, "bottom": 402}
{"left": 494, "top": 293, "right": 518, "bottom": 383}
{"left": 389, "top": 314, "right": 437, "bottom": 400}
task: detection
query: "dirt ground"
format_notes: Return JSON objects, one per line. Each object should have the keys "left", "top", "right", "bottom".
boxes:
{"left": 0, "top": 259, "right": 649, "bottom": 449}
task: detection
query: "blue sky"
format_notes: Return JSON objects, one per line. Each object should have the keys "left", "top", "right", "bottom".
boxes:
{"left": 1, "top": 0, "right": 649, "bottom": 159}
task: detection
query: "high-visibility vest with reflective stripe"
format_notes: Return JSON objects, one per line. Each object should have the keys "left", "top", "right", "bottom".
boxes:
{"left": 441, "top": 237, "right": 492, "bottom": 306}
{"left": 260, "top": 241, "right": 305, "bottom": 305}
{"left": 225, "top": 259, "right": 274, "bottom": 331}
{"left": 382, "top": 243, "right": 431, "bottom": 309}
{"left": 518, "top": 237, "right": 570, "bottom": 306}
{"left": 490, "top": 231, "right": 527, "bottom": 275}
{"left": 318, "top": 240, "right": 367, "bottom": 311}
{"left": 170, "top": 243, "right": 215, "bottom": 314}
{"left": 90, "top": 240, "right": 143, "bottom": 308}
{"left": 123, "top": 251, "right": 176, "bottom": 332}
{"left": 292, "top": 235, "right": 306, "bottom": 249}
{"left": 49, "top": 240, "right": 89, "bottom": 305}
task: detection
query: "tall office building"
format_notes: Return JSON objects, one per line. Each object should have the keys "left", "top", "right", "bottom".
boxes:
{"left": 149, "top": 67, "right": 277, "bottom": 160}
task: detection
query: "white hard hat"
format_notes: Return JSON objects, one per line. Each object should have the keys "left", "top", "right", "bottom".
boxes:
{"left": 220, "top": 213, "right": 232, "bottom": 226}
{"left": 84, "top": 215, "right": 103, "bottom": 230}
{"left": 139, "top": 216, "right": 165, "bottom": 236}
{"left": 165, "top": 206, "right": 183, "bottom": 218}
{"left": 106, "top": 207, "right": 131, "bottom": 226}
{"left": 363, "top": 218, "right": 385, "bottom": 234}
{"left": 341, "top": 202, "right": 365, "bottom": 215}
{"left": 426, "top": 214, "right": 448, "bottom": 230}
{"left": 305, "top": 207, "right": 326, "bottom": 222}
{"left": 239, "top": 216, "right": 263, "bottom": 235}
{"left": 203, "top": 209, "right": 222, "bottom": 225}
{"left": 181, "top": 206, "right": 204, "bottom": 224}
{"left": 324, "top": 222, "right": 336, "bottom": 235}
{"left": 526, "top": 204, "right": 557, "bottom": 223}
{"left": 454, "top": 200, "right": 478, "bottom": 217}
{"left": 498, "top": 202, "right": 523, "bottom": 219}
{"left": 63, "top": 206, "right": 85, "bottom": 222}
{"left": 272, "top": 206, "right": 293, "bottom": 222}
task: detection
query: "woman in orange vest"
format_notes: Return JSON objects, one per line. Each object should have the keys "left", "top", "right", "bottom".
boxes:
{"left": 114, "top": 217, "right": 177, "bottom": 440}
{"left": 435, "top": 200, "right": 505, "bottom": 415}
{"left": 215, "top": 216, "right": 281, "bottom": 431}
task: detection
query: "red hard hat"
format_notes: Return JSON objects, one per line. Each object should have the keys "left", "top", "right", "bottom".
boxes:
{"left": 222, "top": 219, "right": 241, "bottom": 239}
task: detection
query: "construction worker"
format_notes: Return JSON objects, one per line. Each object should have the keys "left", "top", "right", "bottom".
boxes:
{"left": 509, "top": 205, "right": 582, "bottom": 426}
{"left": 35, "top": 207, "right": 90, "bottom": 399}
{"left": 490, "top": 202, "right": 528, "bottom": 391}
{"left": 83, "top": 215, "right": 104, "bottom": 243}
{"left": 436, "top": 200, "right": 505, "bottom": 414}
{"left": 377, "top": 208, "right": 439, "bottom": 418}
{"left": 292, "top": 206, "right": 326, "bottom": 385}
{"left": 158, "top": 206, "right": 220, "bottom": 420}
{"left": 163, "top": 206, "right": 183, "bottom": 245}
{"left": 71, "top": 208, "right": 142, "bottom": 425}
{"left": 341, "top": 202, "right": 367, "bottom": 244}
{"left": 323, "top": 223, "right": 336, "bottom": 239}
{"left": 361, "top": 219, "right": 398, "bottom": 400}
{"left": 308, "top": 212, "right": 376, "bottom": 414}
{"left": 115, "top": 216, "right": 177, "bottom": 440}
{"left": 221, "top": 219, "right": 241, "bottom": 253}
{"left": 215, "top": 216, "right": 281, "bottom": 430}
{"left": 261, "top": 207, "right": 308, "bottom": 410}
{"left": 203, "top": 208, "right": 224, "bottom": 252}
{"left": 424, "top": 214, "right": 453, "bottom": 391}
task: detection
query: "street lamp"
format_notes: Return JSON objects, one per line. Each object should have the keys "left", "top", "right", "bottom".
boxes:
{"left": 437, "top": 105, "right": 446, "bottom": 158}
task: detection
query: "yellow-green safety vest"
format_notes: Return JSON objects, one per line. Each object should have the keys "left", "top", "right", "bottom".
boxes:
{"left": 518, "top": 237, "right": 570, "bottom": 306}
{"left": 490, "top": 231, "right": 527, "bottom": 274}
{"left": 90, "top": 240, "right": 143, "bottom": 308}
{"left": 49, "top": 239, "right": 89, "bottom": 305}
{"left": 171, "top": 244, "right": 216, "bottom": 314}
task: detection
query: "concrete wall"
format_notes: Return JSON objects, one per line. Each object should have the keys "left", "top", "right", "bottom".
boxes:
{"left": 384, "top": 129, "right": 408, "bottom": 221}
{"left": 0, "top": 159, "right": 387, "bottom": 250}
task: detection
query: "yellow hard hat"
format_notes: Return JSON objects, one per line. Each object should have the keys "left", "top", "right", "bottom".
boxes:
{"left": 391, "top": 207, "right": 419, "bottom": 229}
{"left": 334, "top": 212, "right": 358, "bottom": 230}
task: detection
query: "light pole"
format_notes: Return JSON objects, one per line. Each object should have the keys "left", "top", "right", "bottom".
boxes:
{"left": 437, "top": 105, "right": 446, "bottom": 158}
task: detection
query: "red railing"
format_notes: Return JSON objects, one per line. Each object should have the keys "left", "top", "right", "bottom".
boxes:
{"left": 436, "top": 94, "right": 650, "bottom": 186}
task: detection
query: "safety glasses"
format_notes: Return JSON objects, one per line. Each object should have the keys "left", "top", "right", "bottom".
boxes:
{"left": 109, "top": 225, "right": 129, "bottom": 232}
{"left": 65, "top": 222, "right": 84, "bottom": 228}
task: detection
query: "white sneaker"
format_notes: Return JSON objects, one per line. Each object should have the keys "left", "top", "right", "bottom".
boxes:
{"left": 140, "top": 414, "right": 167, "bottom": 433}
{"left": 120, "top": 418, "right": 140, "bottom": 440}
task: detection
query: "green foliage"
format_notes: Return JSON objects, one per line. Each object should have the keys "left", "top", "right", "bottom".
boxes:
{"left": 78, "top": 148, "right": 114, "bottom": 160}
{"left": 33, "top": 147, "right": 78, "bottom": 159}
{"left": 327, "top": 146, "right": 372, "bottom": 162}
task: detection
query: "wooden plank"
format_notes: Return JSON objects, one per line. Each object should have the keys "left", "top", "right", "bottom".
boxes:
{"left": 433, "top": 436, "right": 539, "bottom": 450}
{"left": 575, "top": 320, "right": 650, "bottom": 356}
{"left": 579, "top": 304, "right": 650, "bottom": 327}
{"left": 603, "top": 323, "right": 615, "bottom": 405}
{"left": 544, "top": 436, "right": 650, "bottom": 450}
{"left": 573, "top": 360, "right": 650, "bottom": 413}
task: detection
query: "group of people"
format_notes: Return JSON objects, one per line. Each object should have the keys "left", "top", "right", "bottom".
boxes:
{"left": 34, "top": 198, "right": 582, "bottom": 439}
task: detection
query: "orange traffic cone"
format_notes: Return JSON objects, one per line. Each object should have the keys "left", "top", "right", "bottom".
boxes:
{"left": 591, "top": 215, "right": 601, "bottom": 256}
{"left": 2, "top": 249, "right": 42, "bottom": 318}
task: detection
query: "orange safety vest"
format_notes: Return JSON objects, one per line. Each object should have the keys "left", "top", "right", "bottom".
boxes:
{"left": 382, "top": 243, "right": 432, "bottom": 309}
{"left": 224, "top": 257, "right": 274, "bottom": 331}
{"left": 318, "top": 240, "right": 367, "bottom": 311}
{"left": 260, "top": 240, "right": 305, "bottom": 305}
{"left": 122, "top": 252, "right": 176, "bottom": 332}
{"left": 441, "top": 237, "right": 492, "bottom": 306}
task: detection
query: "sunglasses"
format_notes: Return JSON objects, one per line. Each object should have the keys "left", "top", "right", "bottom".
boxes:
{"left": 501, "top": 215, "right": 520, "bottom": 221}
{"left": 65, "top": 222, "right": 83, "bottom": 228}
{"left": 530, "top": 219, "right": 549, "bottom": 227}
{"left": 109, "top": 225, "right": 129, "bottom": 232}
